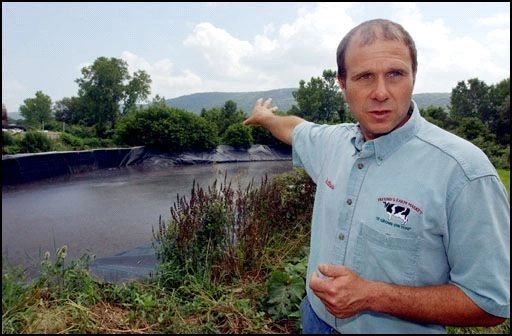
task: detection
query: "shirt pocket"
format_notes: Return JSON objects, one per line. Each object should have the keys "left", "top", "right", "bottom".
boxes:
{"left": 352, "top": 222, "right": 420, "bottom": 286}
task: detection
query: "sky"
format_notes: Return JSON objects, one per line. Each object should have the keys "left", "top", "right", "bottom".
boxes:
{"left": 2, "top": 2, "right": 510, "bottom": 112}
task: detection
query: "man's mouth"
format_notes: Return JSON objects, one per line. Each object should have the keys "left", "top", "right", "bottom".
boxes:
{"left": 368, "top": 110, "right": 391, "bottom": 120}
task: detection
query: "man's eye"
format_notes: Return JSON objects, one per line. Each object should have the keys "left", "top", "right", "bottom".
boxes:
{"left": 387, "top": 71, "right": 403, "bottom": 78}
{"left": 359, "top": 73, "right": 372, "bottom": 80}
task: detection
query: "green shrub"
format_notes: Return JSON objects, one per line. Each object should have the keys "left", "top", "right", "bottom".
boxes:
{"left": 251, "top": 126, "right": 289, "bottom": 149}
{"left": 65, "top": 124, "right": 96, "bottom": 138}
{"left": 59, "top": 131, "right": 113, "bottom": 150}
{"left": 3, "top": 145, "right": 22, "bottom": 155}
{"left": 115, "top": 105, "right": 219, "bottom": 152}
{"left": 489, "top": 146, "right": 510, "bottom": 170}
{"left": 2, "top": 131, "right": 24, "bottom": 154}
{"left": 81, "top": 137, "right": 102, "bottom": 149}
{"left": 59, "top": 132, "right": 84, "bottom": 149}
{"left": 2, "top": 131, "right": 15, "bottom": 146}
{"left": 99, "top": 138, "right": 115, "bottom": 148}
{"left": 43, "top": 120, "right": 62, "bottom": 132}
{"left": 50, "top": 141, "right": 69, "bottom": 152}
{"left": 223, "top": 123, "right": 253, "bottom": 149}
{"left": 19, "top": 131, "right": 52, "bottom": 153}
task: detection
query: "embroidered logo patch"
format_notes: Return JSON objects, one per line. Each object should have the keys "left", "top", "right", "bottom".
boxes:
{"left": 383, "top": 201, "right": 411, "bottom": 223}
{"left": 376, "top": 197, "right": 423, "bottom": 231}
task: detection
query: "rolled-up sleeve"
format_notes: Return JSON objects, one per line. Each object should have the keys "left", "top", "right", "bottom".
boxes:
{"left": 447, "top": 175, "right": 510, "bottom": 318}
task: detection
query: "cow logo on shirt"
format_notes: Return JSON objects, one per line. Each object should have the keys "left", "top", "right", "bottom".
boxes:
{"left": 376, "top": 197, "right": 423, "bottom": 231}
{"left": 383, "top": 201, "right": 410, "bottom": 224}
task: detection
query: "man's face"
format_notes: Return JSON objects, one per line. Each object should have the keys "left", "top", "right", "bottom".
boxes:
{"left": 339, "top": 36, "right": 414, "bottom": 140}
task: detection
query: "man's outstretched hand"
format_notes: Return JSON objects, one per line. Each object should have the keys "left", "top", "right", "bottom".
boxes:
{"left": 243, "top": 98, "right": 278, "bottom": 127}
{"left": 243, "top": 97, "right": 304, "bottom": 145}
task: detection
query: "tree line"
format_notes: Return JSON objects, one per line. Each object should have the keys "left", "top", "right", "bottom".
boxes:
{"left": 3, "top": 56, "right": 510, "bottom": 168}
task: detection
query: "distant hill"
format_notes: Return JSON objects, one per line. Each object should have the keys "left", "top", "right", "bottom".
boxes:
{"left": 166, "top": 88, "right": 298, "bottom": 115}
{"left": 166, "top": 89, "right": 450, "bottom": 114}
{"left": 7, "top": 112, "right": 24, "bottom": 120}
{"left": 411, "top": 92, "right": 451, "bottom": 110}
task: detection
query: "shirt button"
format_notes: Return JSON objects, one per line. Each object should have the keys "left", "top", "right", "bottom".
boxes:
{"left": 338, "top": 233, "right": 345, "bottom": 240}
{"left": 346, "top": 199, "right": 352, "bottom": 205}
{"left": 357, "top": 163, "right": 364, "bottom": 169}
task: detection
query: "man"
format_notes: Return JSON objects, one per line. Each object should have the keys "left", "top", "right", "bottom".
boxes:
{"left": 244, "top": 19, "right": 509, "bottom": 333}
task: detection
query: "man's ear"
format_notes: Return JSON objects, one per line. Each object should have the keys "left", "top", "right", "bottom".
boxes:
{"left": 337, "top": 77, "right": 347, "bottom": 95}
{"left": 337, "top": 77, "right": 346, "bottom": 93}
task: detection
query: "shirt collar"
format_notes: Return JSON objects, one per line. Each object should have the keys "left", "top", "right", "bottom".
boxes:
{"left": 351, "top": 100, "right": 422, "bottom": 165}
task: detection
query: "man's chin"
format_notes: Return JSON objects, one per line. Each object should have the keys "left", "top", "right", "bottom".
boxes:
{"left": 361, "top": 126, "right": 393, "bottom": 140}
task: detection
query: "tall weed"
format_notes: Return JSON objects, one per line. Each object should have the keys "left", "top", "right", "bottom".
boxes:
{"left": 153, "top": 168, "right": 316, "bottom": 286}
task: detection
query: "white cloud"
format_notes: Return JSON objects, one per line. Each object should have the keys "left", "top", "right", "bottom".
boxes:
{"left": 390, "top": 3, "right": 510, "bottom": 92}
{"left": 273, "top": 3, "right": 354, "bottom": 60}
{"left": 121, "top": 51, "right": 203, "bottom": 100}
{"left": 180, "top": 3, "right": 356, "bottom": 95}
{"left": 183, "top": 22, "right": 253, "bottom": 78}
{"left": 486, "top": 28, "right": 510, "bottom": 55}
{"left": 477, "top": 12, "right": 510, "bottom": 27}
{"left": 131, "top": 2, "right": 510, "bottom": 99}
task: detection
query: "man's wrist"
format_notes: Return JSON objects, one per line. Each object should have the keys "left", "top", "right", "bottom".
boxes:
{"left": 263, "top": 112, "right": 282, "bottom": 128}
{"left": 363, "top": 280, "right": 388, "bottom": 313}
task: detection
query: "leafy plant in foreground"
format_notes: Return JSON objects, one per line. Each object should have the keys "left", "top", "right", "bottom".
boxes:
{"left": 266, "top": 252, "right": 308, "bottom": 322}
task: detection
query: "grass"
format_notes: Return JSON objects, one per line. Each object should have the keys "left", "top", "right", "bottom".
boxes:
{"left": 2, "top": 169, "right": 510, "bottom": 333}
{"left": 2, "top": 237, "right": 307, "bottom": 333}
{"left": 497, "top": 169, "right": 510, "bottom": 196}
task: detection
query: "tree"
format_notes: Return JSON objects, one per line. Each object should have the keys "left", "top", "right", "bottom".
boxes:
{"left": 76, "top": 57, "right": 151, "bottom": 137}
{"left": 149, "top": 94, "right": 168, "bottom": 109}
{"left": 223, "top": 123, "right": 253, "bottom": 149}
{"left": 123, "top": 70, "right": 152, "bottom": 114}
{"left": 452, "top": 117, "right": 490, "bottom": 141}
{"left": 54, "top": 97, "right": 84, "bottom": 125}
{"left": 19, "top": 91, "right": 53, "bottom": 130}
{"left": 488, "top": 78, "right": 510, "bottom": 146}
{"left": 420, "top": 106, "right": 456, "bottom": 129}
{"left": 450, "top": 78, "right": 492, "bottom": 121}
{"left": 201, "top": 100, "right": 245, "bottom": 137}
{"left": 493, "top": 94, "right": 510, "bottom": 146}
{"left": 290, "top": 69, "right": 344, "bottom": 123}
{"left": 200, "top": 107, "right": 222, "bottom": 136}
{"left": 451, "top": 77, "right": 510, "bottom": 146}
{"left": 220, "top": 100, "right": 245, "bottom": 135}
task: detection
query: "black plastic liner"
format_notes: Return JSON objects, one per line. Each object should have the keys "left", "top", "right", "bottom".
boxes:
{"left": 2, "top": 144, "right": 291, "bottom": 185}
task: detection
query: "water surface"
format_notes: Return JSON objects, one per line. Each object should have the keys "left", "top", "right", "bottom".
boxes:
{"left": 2, "top": 161, "right": 293, "bottom": 272}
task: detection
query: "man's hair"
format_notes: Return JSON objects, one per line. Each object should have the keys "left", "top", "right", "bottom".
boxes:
{"left": 336, "top": 19, "right": 417, "bottom": 81}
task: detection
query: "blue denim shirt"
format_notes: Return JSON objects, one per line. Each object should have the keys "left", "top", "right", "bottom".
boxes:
{"left": 292, "top": 100, "right": 510, "bottom": 333}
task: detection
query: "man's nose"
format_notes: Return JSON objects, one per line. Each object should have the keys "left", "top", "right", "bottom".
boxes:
{"left": 370, "top": 76, "right": 389, "bottom": 102}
